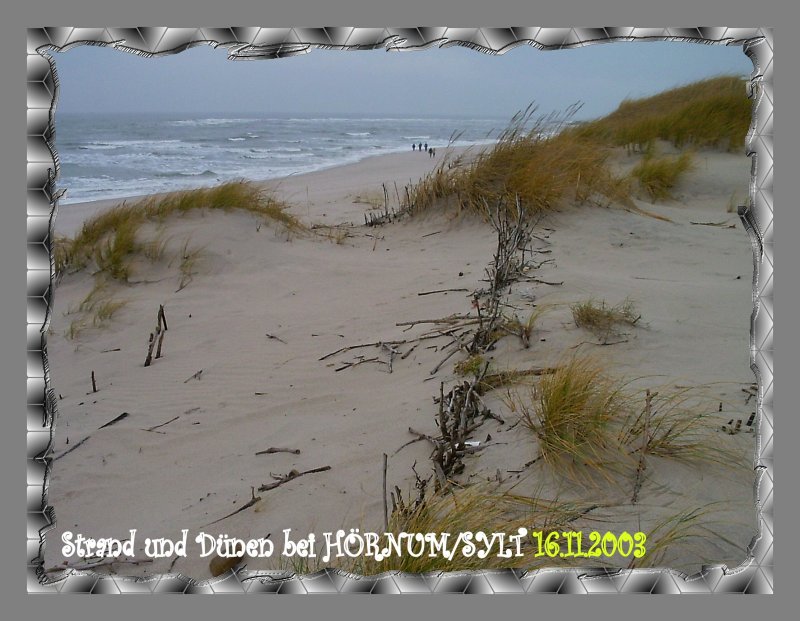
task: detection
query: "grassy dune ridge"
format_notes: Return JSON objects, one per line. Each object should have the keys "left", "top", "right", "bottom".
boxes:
{"left": 405, "top": 75, "right": 750, "bottom": 219}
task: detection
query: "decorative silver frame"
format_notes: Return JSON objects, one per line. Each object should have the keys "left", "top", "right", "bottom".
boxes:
{"left": 27, "top": 27, "right": 773, "bottom": 594}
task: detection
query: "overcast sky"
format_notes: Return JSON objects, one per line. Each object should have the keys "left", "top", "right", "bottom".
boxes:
{"left": 53, "top": 40, "right": 753, "bottom": 120}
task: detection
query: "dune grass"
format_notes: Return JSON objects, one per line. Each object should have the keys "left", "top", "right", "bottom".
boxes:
{"left": 630, "top": 151, "right": 695, "bottom": 202}
{"left": 401, "top": 76, "right": 748, "bottom": 224}
{"left": 505, "top": 354, "right": 747, "bottom": 491}
{"left": 349, "top": 484, "right": 598, "bottom": 574}
{"left": 571, "top": 298, "right": 641, "bottom": 341}
{"left": 618, "top": 386, "right": 745, "bottom": 468}
{"left": 506, "top": 356, "right": 629, "bottom": 483}
{"left": 54, "top": 180, "right": 303, "bottom": 282}
{"left": 573, "top": 75, "right": 751, "bottom": 153}
{"left": 55, "top": 180, "right": 302, "bottom": 338}
{"left": 405, "top": 105, "right": 634, "bottom": 220}
{"left": 627, "top": 504, "right": 745, "bottom": 569}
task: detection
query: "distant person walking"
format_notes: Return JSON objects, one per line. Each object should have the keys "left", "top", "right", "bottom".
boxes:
{"left": 412, "top": 143, "right": 416, "bottom": 151}
{"left": 424, "top": 142, "right": 428, "bottom": 151}
{"left": 418, "top": 142, "right": 423, "bottom": 152}
{"left": 428, "top": 147, "right": 433, "bottom": 158}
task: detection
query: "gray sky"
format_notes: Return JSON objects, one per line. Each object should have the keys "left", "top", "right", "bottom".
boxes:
{"left": 53, "top": 40, "right": 753, "bottom": 120}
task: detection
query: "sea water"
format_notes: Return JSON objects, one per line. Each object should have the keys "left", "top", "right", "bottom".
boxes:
{"left": 54, "top": 112, "right": 506, "bottom": 205}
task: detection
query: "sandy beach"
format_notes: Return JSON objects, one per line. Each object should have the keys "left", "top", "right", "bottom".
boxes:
{"left": 45, "top": 143, "right": 758, "bottom": 579}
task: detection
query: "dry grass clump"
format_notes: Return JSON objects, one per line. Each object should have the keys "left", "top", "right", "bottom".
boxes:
{"left": 630, "top": 151, "right": 694, "bottom": 202}
{"left": 500, "top": 307, "right": 547, "bottom": 349}
{"left": 406, "top": 105, "right": 633, "bottom": 220}
{"left": 573, "top": 76, "right": 751, "bottom": 153}
{"left": 54, "top": 180, "right": 302, "bottom": 282}
{"left": 507, "top": 356, "right": 628, "bottom": 480}
{"left": 454, "top": 354, "right": 487, "bottom": 377}
{"left": 571, "top": 298, "right": 641, "bottom": 341}
{"left": 506, "top": 356, "right": 744, "bottom": 489}
{"left": 350, "top": 485, "right": 597, "bottom": 574}
{"left": 628, "top": 505, "right": 744, "bottom": 569}
{"left": 618, "top": 386, "right": 743, "bottom": 467}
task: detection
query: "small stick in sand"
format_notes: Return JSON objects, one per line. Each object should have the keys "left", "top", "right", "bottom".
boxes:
{"left": 255, "top": 447, "right": 301, "bottom": 455}
{"left": 184, "top": 369, "right": 203, "bottom": 383}
{"left": 265, "top": 333, "right": 287, "bottom": 344}
{"left": 382, "top": 453, "right": 389, "bottom": 532}
{"left": 382, "top": 343, "right": 399, "bottom": 373}
{"left": 98, "top": 412, "right": 129, "bottom": 429}
{"left": 91, "top": 371, "right": 97, "bottom": 393}
{"left": 631, "top": 390, "right": 656, "bottom": 504}
{"left": 430, "top": 347, "right": 462, "bottom": 376}
{"left": 334, "top": 356, "right": 384, "bottom": 372}
{"left": 258, "top": 466, "right": 331, "bottom": 492}
{"left": 55, "top": 412, "right": 130, "bottom": 460}
{"left": 144, "top": 415, "right": 180, "bottom": 433}
{"left": 144, "top": 332, "right": 156, "bottom": 367}
{"left": 204, "top": 487, "right": 262, "bottom": 527}
{"left": 155, "top": 329, "right": 165, "bottom": 360}
{"left": 417, "top": 288, "right": 470, "bottom": 296}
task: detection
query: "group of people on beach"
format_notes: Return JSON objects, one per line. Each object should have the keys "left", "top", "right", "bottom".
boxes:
{"left": 412, "top": 142, "right": 436, "bottom": 158}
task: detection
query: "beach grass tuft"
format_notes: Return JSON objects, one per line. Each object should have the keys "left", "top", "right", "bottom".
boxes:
{"left": 507, "top": 355, "right": 628, "bottom": 482}
{"left": 350, "top": 484, "right": 597, "bottom": 574}
{"left": 571, "top": 298, "right": 641, "bottom": 341}
{"left": 630, "top": 151, "right": 694, "bottom": 202}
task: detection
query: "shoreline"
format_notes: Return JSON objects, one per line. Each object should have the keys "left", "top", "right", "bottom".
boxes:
{"left": 54, "top": 145, "right": 477, "bottom": 237}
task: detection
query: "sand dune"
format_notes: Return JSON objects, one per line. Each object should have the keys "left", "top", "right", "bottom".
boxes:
{"left": 45, "top": 146, "right": 758, "bottom": 579}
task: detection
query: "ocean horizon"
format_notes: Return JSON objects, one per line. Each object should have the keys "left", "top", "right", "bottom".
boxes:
{"left": 54, "top": 111, "right": 508, "bottom": 205}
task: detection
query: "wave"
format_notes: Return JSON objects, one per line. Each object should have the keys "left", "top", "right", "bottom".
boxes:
{"left": 169, "top": 118, "right": 260, "bottom": 127}
{"left": 154, "top": 169, "right": 218, "bottom": 178}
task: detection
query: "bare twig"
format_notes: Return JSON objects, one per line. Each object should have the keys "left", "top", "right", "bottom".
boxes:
{"left": 631, "top": 390, "right": 657, "bottom": 504}
{"left": 98, "top": 412, "right": 129, "bottom": 429}
{"left": 54, "top": 412, "right": 129, "bottom": 460}
{"left": 144, "top": 415, "right": 180, "bottom": 433}
{"left": 417, "top": 288, "right": 470, "bottom": 296}
{"left": 258, "top": 466, "right": 331, "bottom": 492}
{"left": 184, "top": 369, "right": 204, "bottom": 383}
{"left": 334, "top": 356, "right": 384, "bottom": 372}
{"left": 255, "top": 447, "right": 301, "bottom": 455}
{"left": 265, "top": 333, "right": 287, "bottom": 344}
{"left": 204, "top": 487, "right": 262, "bottom": 527}
{"left": 382, "top": 453, "right": 389, "bottom": 532}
